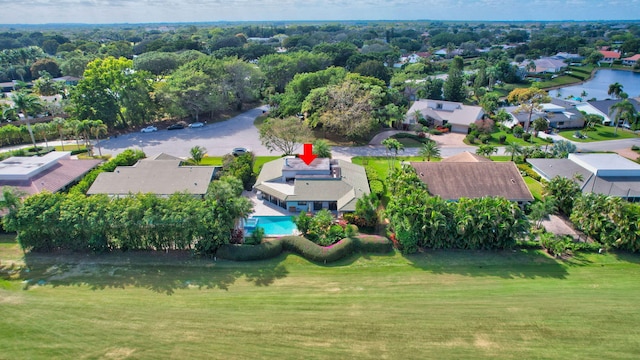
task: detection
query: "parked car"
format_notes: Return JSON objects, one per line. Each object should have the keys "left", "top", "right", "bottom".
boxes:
{"left": 141, "top": 126, "right": 157, "bottom": 133}
{"left": 232, "top": 147, "right": 248, "bottom": 156}
{"left": 188, "top": 122, "right": 204, "bottom": 128}
{"left": 167, "top": 123, "right": 185, "bottom": 130}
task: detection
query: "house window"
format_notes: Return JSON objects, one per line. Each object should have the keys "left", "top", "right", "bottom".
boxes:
{"left": 328, "top": 202, "right": 337, "bottom": 211}
{"left": 314, "top": 202, "right": 323, "bottom": 210}
{"left": 298, "top": 202, "right": 307, "bottom": 206}
{"left": 558, "top": 121, "right": 565, "bottom": 126}
{"left": 436, "top": 103, "right": 443, "bottom": 109}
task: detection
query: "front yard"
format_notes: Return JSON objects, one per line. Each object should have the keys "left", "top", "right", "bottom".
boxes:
{"left": 558, "top": 124, "right": 639, "bottom": 142}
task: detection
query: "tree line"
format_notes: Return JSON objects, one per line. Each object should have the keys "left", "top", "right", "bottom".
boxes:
{"left": 2, "top": 176, "right": 252, "bottom": 255}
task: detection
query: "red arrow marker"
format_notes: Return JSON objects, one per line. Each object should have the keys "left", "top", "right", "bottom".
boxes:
{"left": 299, "top": 143, "right": 317, "bottom": 165}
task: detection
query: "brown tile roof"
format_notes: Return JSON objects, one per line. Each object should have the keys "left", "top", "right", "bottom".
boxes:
{"left": 441, "top": 151, "right": 491, "bottom": 163}
{"left": 410, "top": 162, "right": 533, "bottom": 202}
{"left": 0, "top": 159, "right": 102, "bottom": 196}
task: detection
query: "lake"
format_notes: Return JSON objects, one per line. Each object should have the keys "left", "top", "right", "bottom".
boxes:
{"left": 548, "top": 69, "right": 640, "bottom": 100}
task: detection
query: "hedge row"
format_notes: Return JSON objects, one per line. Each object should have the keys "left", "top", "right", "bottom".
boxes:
{"left": 517, "top": 164, "right": 542, "bottom": 181}
{"left": 215, "top": 235, "right": 393, "bottom": 262}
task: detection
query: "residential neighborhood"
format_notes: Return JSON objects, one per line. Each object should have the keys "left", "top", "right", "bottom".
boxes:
{"left": 1, "top": 16, "right": 640, "bottom": 360}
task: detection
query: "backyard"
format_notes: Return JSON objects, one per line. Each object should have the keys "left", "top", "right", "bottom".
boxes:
{"left": 1, "top": 237, "right": 640, "bottom": 359}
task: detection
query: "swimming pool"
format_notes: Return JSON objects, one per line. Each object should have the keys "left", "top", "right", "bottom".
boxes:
{"left": 245, "top": 216, "right": 298, "bottom": 236}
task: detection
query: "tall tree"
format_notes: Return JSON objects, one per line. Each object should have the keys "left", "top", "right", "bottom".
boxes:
{"left": 609, "top": 99, "right": 637, "bottom": 135}
{"left": 10, "top": 90, "right": 42, "bottom": 151}
{"left": 443, "top": 56, "right": 466, "bottom": 102}
{"left": 259, "top": 117, "right": 313, "bottom": 155}
{"left": 89, "top": 120, "right": 108, "bottom": 157}
{"left": 70, "top": 56, "right": 155, "bottom": 128}
{"left": 507, "top": 87, "right": 550, "bottom": 132}
{"left": 607, "top": 82, "right": 624, "bottom": 99}
{"left": 382, "top": 138, "right": 404, "bottom": 171}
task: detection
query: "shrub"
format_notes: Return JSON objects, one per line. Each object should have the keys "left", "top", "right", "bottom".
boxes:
{"left": 429, "top": 129, "right": 442, "bottom": 135}
{"left": 522, "top": 132, "right": 532, "bottom": 142}
{"left": 499, "top": 134, "right": 507, "bottom": 144}
{"left": 513, "top": 126, "right": 524, "bottom": 138}
{"left": 369, "top": 179, "right": 385, "bottom": 197}
{"left": 465, "top": 134, "right": 476, "bottom": 144}
{"left": 479, "top": 134, "right": 492, "bottom": 144}
{"left": 215, "top": 235, "right": 393, "bottom": 262}
{"left": 517, "top": 164, "right": 541, "bottom": 181}
{"left": 216, "top": 240, "right": 284, "bottom": 261}
{"left": 632, "top": 145, "right": 639, "bottom": 151}
{"left": 71, "top": 148, "right": 89, "bottom": 155}
{"left": 245, "top": 227, "right": 265, "bottom": 245}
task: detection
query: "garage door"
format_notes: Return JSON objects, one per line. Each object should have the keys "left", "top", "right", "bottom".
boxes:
{"left": 451, "top": 124, "right": 468, "bottom": 134}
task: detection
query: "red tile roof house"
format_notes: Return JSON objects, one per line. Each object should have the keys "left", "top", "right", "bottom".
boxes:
{"left": 622, "top": 54, "right": 640, "bottom": 66}
{"left": 599, "top": 50, "right": 621, "bottom": 63}
{"left": 0, "top": 151, "right": 102, "bottom": 196}
{"left": 410, "top": 152, "right": 534, "bottom": 209}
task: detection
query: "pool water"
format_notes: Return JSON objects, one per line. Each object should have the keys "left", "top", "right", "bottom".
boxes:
{"left": 245, "top": 216, "right": 298, "bottom": 236}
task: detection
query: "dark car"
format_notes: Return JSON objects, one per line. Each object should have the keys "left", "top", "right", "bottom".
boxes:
{"left": 167, "top": 123, "right": 185, "bottom": 130}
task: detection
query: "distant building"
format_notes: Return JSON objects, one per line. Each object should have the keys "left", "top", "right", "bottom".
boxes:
{"left": 576, "top": 99, "right": 640, "bottom": 127}
{"left": 599, "top": 50, "right": 621, "bottom": 63}
{"left": 528, "top": 153, "right": 640, "bottom": 202}
{"left": 622, "top": 54, "right": 640, "bottom": 66}
{"left": 404, "top": 99, "right": 484, "bottom": 134}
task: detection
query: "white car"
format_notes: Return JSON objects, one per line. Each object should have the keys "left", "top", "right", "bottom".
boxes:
{"left": 232, "top": 147, "right": 249, "bottom": 156}
{"left": 141, "top": 126, "right": 158, "bottom": 133}
{"left": 188, "top": 122, "right": 204, "bottom": 128}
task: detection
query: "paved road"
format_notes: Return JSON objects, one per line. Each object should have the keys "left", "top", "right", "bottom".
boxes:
{"left": 91, "top": 105, "right": 639, "bottom": 160}
{"left": 99, "top": 105, "right": 274, "bottom": 157}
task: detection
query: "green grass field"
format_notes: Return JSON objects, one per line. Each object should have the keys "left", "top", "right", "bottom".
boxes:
{"left": 558, "top": 125, "right": 639, "bottom": 142}
{"left": 2, "top": 238, "right": 640, "bottom": 359}
{"left": 524, "top": 176, "right": 545, "bottom": 201}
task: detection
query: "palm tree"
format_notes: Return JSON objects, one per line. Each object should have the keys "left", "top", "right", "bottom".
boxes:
{"left": 382, "top": 138, "right": 404, "bottom": 171}
{"left": 609, "top": 100, "right": 637, "bottom": 135}
{"left": 419, "top": 141, "right": 441, "bottom": 161}
{"left": 189, "top": 145, "right": 207, "bottom": 165}
{"left": 51, "top": 117, "right": 67, "bottom": 150}
{"left": 65, "top": 119, "right": 81, "bottom": 148}
{"left": 89, "top": 120, "right": 108, "bottom": 157}
{"left": 11, "top": 90, "right": 43, "bottom": 151}
{"left": 607, "top": 83, "right": 624, "bottom": 99}
{"left": 32, "top": 122, "right": 50, "bottom": 149}
{"left": 475, "top": 144, "right": 497, "bottom": 158}
{"left": 504, "top": 142, "right": 524, "bottom": 162}
{"left": 312, "top": 139, "right": 332, "bottom": 158}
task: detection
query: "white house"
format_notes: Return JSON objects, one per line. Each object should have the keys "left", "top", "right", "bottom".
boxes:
{"left": 405, "top": 99, "right": 484, "bottom": 134}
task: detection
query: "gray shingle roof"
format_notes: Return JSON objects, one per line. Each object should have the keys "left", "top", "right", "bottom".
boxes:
{"left": 410, "top": 161, "right": 534, "bottom": 201}
{"left": 87, "top": 159, "right": 216, "bottom": 196}
{"left": 253, "top": 158, "right": 370, "bottom": 211}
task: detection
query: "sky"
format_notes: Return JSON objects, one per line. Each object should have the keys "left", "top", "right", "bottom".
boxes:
{"left": 0, "top": 0, "right": 639, "bottom": 25}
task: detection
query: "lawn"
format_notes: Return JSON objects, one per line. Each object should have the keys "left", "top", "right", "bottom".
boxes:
{"left": 200, "top": 155, "right": 281, "bottom": 173}
{"left": 352, "top": 156, "right": 439, "bottom": 182}
{"left": 524, "top": 176, "right": 545, "bottom": 201}
{"left": 473, "top": 130, "right": 552, "bottom": 147}
{"left": 558, "top": 125, "right": 639, "bottom": 142}
{"left": 2, "top": 240, "right": 640, "bottom": 359}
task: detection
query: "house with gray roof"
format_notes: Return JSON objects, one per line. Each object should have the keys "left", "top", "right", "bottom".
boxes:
{"left": 504, "top": 98, "right": 585, "bottom": 130}
{"left": 410, "top": 152, "right": 534, "bottom": 208}
{"left": 87, "top": 153, "right": 218, "bottom": 198}
{"left": 404, "top": 99, "right": 484, "bottom": 134}
{"left": 253, "top": 157, "right": 370, "bottom": 215}
{"left": 527, "top": 153, "right": 640, "bottom": 202}
{"left": 575, "top": 99, "right": 640, "bottom": 128}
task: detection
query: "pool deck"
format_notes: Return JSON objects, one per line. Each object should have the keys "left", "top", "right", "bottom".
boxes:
{"left": 242, "top": 190, "right": 291, "bottom": 216}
